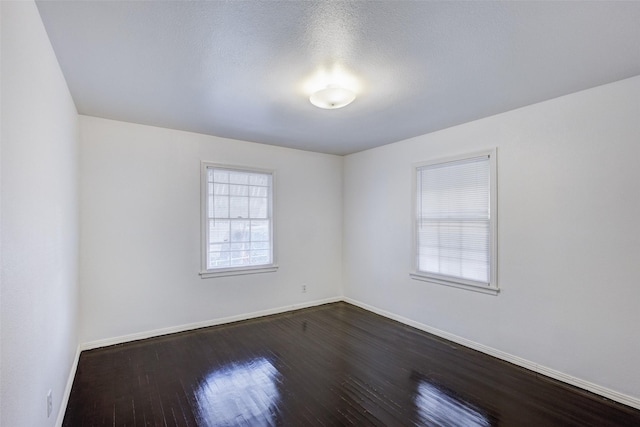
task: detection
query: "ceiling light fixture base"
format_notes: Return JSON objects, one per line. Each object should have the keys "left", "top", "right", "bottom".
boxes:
{"left": 310, "top": 85, "right": 356, "bottom": 109}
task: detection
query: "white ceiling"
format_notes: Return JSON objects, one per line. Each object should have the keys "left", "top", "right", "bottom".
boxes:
{"left": 36, "top": 1, "right": 640, "bottom": 156}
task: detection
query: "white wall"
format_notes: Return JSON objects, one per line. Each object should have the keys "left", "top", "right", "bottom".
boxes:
{"left": 0, "top": 0, "right": 3, "bottom": 418}
{"left": 79, "top": 116, "right": 343, "bottom": 343}
{"left": 343, "top": 75, "right": 640, "bottom": 400}
{"left": 3, "top": 1, "right": 637, "bottom": 419}
{"left": 1, "top": 2, "right": 80, "bottom": 426}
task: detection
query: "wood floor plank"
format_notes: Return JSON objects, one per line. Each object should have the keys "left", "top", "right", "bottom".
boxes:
{"left": 63, "top": 302, "right": 640, "bottom": 426}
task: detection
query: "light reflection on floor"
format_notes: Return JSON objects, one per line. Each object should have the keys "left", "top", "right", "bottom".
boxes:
{"left": 195, "top": 357, "right": 280, "bottom": 426}
{"left": 416, "top": 381, "right": 490, "bottom": 427}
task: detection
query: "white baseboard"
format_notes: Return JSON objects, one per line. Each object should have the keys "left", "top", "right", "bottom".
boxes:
{"left": 80, "top": 296, "right": 341, "bottom": 351}
{"left": 56, "top": 345, "right": 81, "bottom": 427}
{"left": 343, "top": 297, "right": 640, "bottom": 411}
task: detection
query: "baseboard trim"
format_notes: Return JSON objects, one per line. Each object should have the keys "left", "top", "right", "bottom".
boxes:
{"left": 80, "top": 296, "right": 341, "bottom": 351}
{"left": 343, "top": 297, "right": 640, "bottom": 411}
{"left": 55, "top": 345, "right": 81, "bottom": 427}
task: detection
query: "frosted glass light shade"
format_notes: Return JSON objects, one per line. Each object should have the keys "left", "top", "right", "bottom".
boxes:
{"left": 309, "top": 85, "right": 356, "bottom": 109}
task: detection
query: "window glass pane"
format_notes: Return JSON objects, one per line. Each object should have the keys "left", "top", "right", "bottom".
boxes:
{"left": 229, "top": 197, "right": 249, "bottom": 218}
{"left": 250, "top": 250, "right": 271, "bottom": 265}
{"left": 250, "top": 220, "right": 270, "bottom": 242}
{"left": 209, "top": 252, "right": 230, "bottom": 269}
{"left": 249, "top": 174, "right": 269, "bottom": 186}
{"left": 213, "top": 196, "right": 229, "bottom": 219}
{"left": 230, "top": 242, "right": 250, "bottom": 251}
{"left": 249, "top": 185, "right": 268, "bottom": 197}
{"left": 230, "top": 220, "right": 250, "bottom": 242}
{"left": 213, "top": 170, "right": 229, "bottom": 183}
{"left": 208, "top": 243, "right": 229, "bottom": 254}
{"left": 209, "top": 220, "right": 230, "bottom": 244}
{"left": 419, "top": 158, "right": 489, "bottom": 220}
{"left": 208, "top": 195, "right": 214, "bottom": 218}
{"left": 214, "top": 183, "right": 229, "bottom": 196}
{"left": 229, "top": 172, "right": 249, "bottom": 185}
{"left": 230, "top": 251, "right": 249, "bottom": 266}
{"left": 229, "top": 184, "right": 249, "bottom": 197}
{"left": 249, "top": 197, "right": 268, "bottom": 218}
{"left": 250, "top": 241, "right": 270, "bottom": 250}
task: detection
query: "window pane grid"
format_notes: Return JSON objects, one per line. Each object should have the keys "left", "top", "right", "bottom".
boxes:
{"left": 206, "top": 167, "right": 273, "bottom": 270}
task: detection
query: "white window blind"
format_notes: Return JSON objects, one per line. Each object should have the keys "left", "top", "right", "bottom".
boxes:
{"left": 416, "top": 155, "right": 492, "bottom": 286}
{"left": 203, "top": 165, "right": 274, "bottom": 274}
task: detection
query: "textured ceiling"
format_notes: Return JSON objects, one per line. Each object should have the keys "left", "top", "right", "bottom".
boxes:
{"left": 36, "top": 1, "right": 640, "bottom": 155}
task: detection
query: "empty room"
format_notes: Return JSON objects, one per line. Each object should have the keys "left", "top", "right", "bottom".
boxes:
{"left": 2, "top": 1, "right": 640, "bottom": 426}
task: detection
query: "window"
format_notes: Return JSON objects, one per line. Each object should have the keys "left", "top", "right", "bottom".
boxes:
{"left": 201, "top": 163, "right": 277, "bottom": 278}
{"left": 411, "top": 150, "right": 498, "bottom": 294}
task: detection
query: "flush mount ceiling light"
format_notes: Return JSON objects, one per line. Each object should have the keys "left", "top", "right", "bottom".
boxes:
{"left": 309, "top": 84, "right": 356, "bottom": 109}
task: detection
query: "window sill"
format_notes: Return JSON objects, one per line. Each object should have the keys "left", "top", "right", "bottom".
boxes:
{"left": 410, "top": 272, "right": 499, "bottom": 296}
{"left": 200, "top": 265, "right": 279, "bottom": 279}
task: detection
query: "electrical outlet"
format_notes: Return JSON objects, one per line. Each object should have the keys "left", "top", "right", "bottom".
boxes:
{"left": 301, "top": 284, "right": 307, "bottom": 293}
{"left": 47, "top": 389, "right": 52, "bottom": 418}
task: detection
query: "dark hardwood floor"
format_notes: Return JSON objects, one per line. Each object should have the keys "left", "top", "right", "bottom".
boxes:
{"left": 63, "top": 302, "right": 640, "bottom": 426}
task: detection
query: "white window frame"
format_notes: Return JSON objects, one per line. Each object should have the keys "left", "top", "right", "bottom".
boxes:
{"left": 200, "top": 162, "right": 278, "bottom": 278}
{"left": 410, "top": 149, "right": 498, "bottom": 295}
